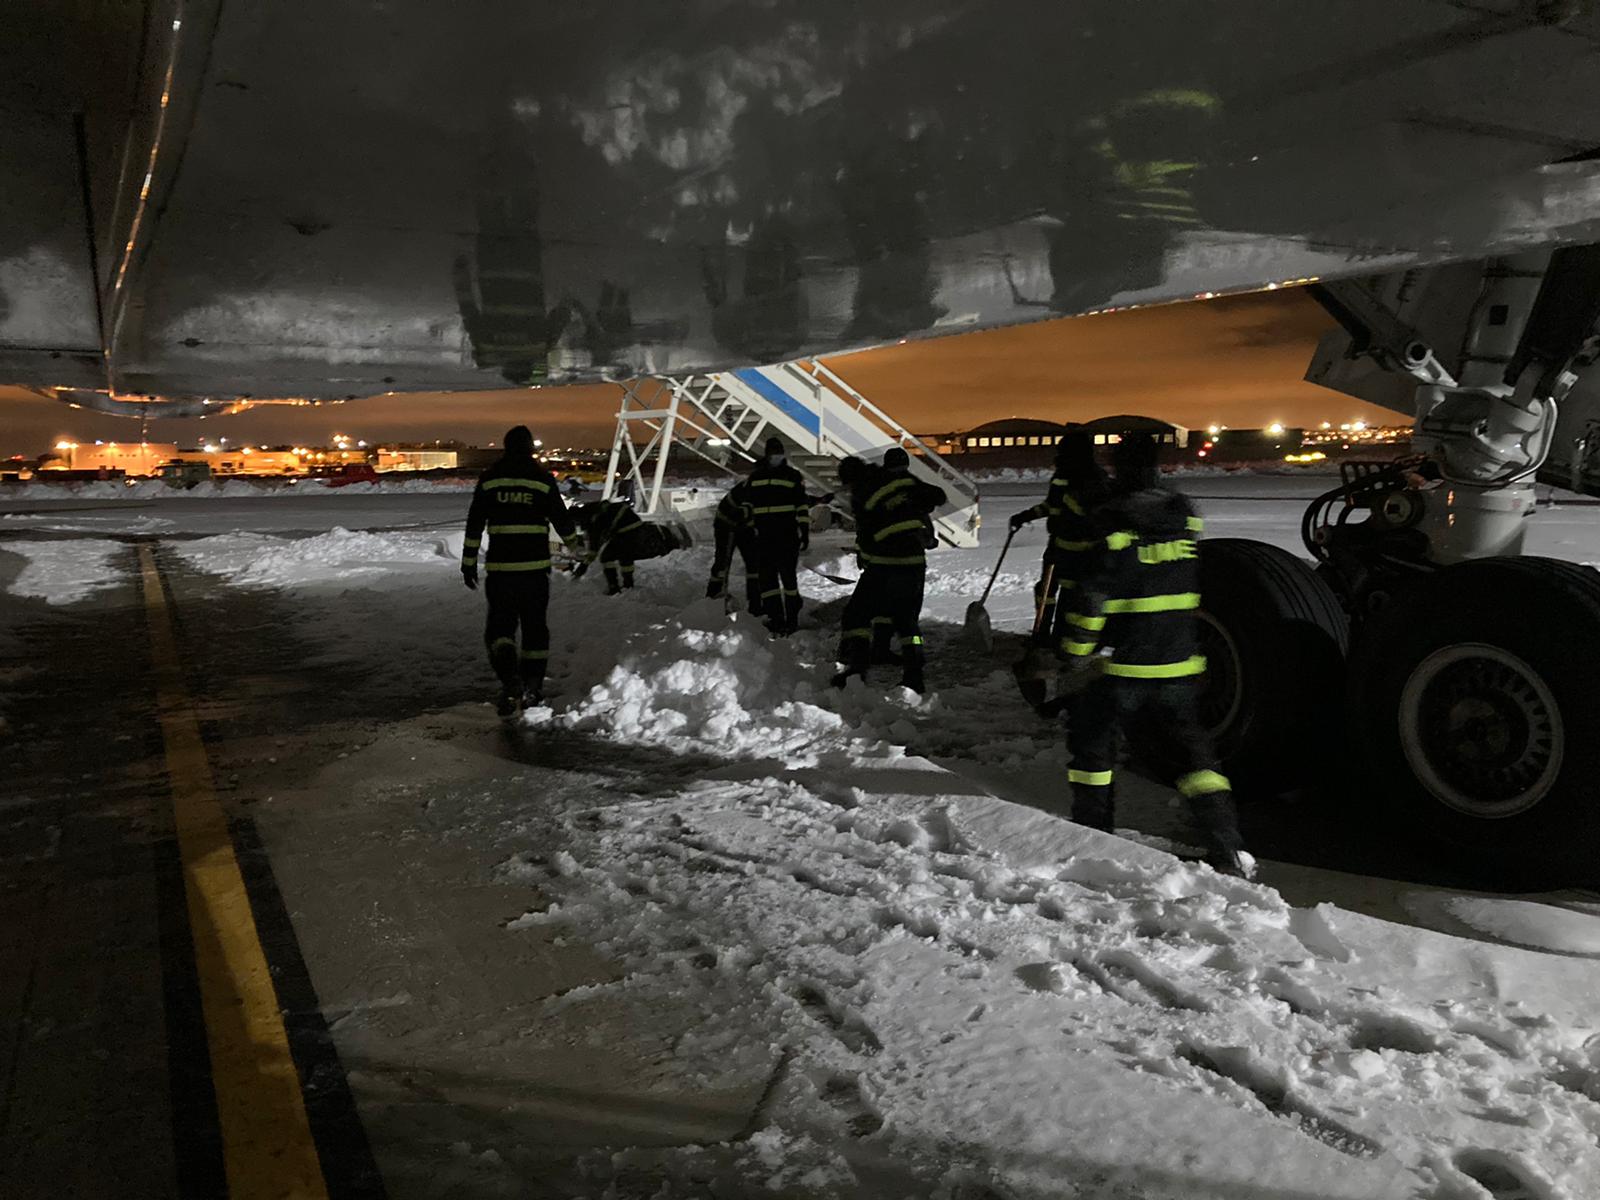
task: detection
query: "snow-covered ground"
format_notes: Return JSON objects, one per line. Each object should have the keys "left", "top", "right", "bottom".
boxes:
{"left": 7, "top": 477, "right": 1600, "bottom": 1197}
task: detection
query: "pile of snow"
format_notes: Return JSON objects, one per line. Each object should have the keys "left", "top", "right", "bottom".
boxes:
{"left": 0, "top": 475, "right": 476, "bottom": 503}
{"left": 510, "top": 767, "right": 1600, "bottom": 1199}
{"left": 2, "top": 512, "right": 175, "bottom": 535}
{"left": 1, "top": 539, "right": 127, "bottom": 604}
{"left": 538, "top": 604, "right": 941, "bottom": 764}
{"left": 171, "top": 526, "right": 464, "bottom": 588}
{"left": 1403, "top": 892, "right": 1600, "bottom": 957}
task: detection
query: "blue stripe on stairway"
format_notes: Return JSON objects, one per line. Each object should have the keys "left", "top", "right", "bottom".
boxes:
{"left": 732, "top": 367, "right": 820, "bottom": 437}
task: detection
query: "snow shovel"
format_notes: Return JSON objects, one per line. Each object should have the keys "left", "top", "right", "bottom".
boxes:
{"left": 805, "top": 563, "right": 856, "bottom": 586}
{"left": 963, "top": 526, "right": 1018, "bottom": 651}
{"left": 1013, "top": 562, "right": 1058, "bottom": 709}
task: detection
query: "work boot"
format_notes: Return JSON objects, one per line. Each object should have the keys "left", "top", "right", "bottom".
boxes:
{"left": 521, "top": 669, "right": 546, "bottom": 707}
{"left": 496, "top": 684, "right": 523, "bottom": 718}
{"left": 1188, "top": 792, "right": 1249, "bottom": 873}
{"left": 899, "top": 644, "right": 926, "bottom": 694}
{"left": 870, "top": 624, "right": 902, "bottom": 666}
{"left": 706, "top": 580, "right": 724, "bottom": 599}
{"left": 1206, "top": 849, "right": 1258, "bottom": 881}
{"left": 1070, "top": 791, "right": 1115, "bottom": 833}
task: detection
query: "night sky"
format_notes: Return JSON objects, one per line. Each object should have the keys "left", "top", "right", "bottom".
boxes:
{"left": 0, "top": 288, "right": 1400, "bottom": 458}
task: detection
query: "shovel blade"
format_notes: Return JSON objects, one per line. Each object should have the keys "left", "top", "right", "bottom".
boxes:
{"left": 963, "top": 601, "right": 994, "bottom": 651}
{"left": 1013, "top": 667, "right": 1049, "bottom": 709}
{"left": 1013, "top": 644, "right": 1058, "bottom": 709}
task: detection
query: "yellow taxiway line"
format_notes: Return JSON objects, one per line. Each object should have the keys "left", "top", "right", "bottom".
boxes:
{"left": 138, "top": 544, "right": 329, "bottom": 1199}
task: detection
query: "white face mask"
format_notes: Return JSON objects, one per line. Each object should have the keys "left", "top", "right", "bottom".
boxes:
{"left": 767, "top": 452, "right": 785, "bottom": 466}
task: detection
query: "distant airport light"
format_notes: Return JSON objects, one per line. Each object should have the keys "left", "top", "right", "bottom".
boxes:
{"left": 1266, "top": 422, "right": 1285, "bottom": 436}
{"left": 1352, "top": 420, "right": 1367, "bottom": 432}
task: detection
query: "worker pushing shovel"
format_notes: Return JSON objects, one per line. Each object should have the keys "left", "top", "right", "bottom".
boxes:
{"left": 1005, "top": 429, "right": 1112, "bottom": 709}
{"left": 962, "top": 526, "right": 1016, "bottom": 652}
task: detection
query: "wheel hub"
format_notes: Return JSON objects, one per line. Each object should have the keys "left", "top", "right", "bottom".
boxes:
{"left": 1398, "top": 643, "right": 1563, "bottom": 818}
{"left": 1194, "top": 611, "right": 1242, "bottom": 741}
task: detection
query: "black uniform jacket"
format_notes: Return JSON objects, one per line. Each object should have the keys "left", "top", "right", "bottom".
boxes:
{"left": 1062, "top": 487, "right": 1207, "bottom": 679}
{"left": 462, "top": 455, "right": 576, "bottom": 573}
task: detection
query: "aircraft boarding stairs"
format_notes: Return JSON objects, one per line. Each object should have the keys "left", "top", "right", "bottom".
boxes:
{"left": 603, "top": 359, "right": 981, "bottom": 548}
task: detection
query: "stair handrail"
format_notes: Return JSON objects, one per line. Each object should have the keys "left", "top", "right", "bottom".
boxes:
{"left": 784, "top": 358, "right": 979, "bottom": 503}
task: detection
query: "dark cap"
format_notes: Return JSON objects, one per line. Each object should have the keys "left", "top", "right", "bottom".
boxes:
{"left": 1112, "top": 432, "right": 1160, "bottom": 491}
{"left": 1055, "top": 429, "right": 1094, "bottom": 471}
{"left": 764, "top": 436, "right": 785, "bottom": 458}
{"left": 883, "top": 446, "right": 910, "bottom": 469}
{"left": 504, "top": 425, "right": 535, "bottom": 454}
{"left": 837, "top": 455, "right": 866, "bottom": 484}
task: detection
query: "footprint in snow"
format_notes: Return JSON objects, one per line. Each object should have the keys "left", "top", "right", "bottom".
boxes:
{"left": 1452, "top": 1148, "right": 1559, "bottom": 1200}
{"left": 819, "top": 1074, "right": 884, "bottom": 1138}
{"left": 1176, "top": 1043, "right": 1386, "bottom": 1161}
{"left": 789, "top": 983, "right": 883, "bottom": 1056}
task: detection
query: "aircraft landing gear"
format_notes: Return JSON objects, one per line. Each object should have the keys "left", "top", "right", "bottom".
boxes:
{"left": 1194, "top": 539, "right": 1348, "bottom": 793}
{"left": 1346, "top": 556, "right": 1600, "bottom": 883}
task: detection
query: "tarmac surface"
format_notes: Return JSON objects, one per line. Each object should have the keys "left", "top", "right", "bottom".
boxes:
{"left": 3, "top": 476, "right": 1598, "bottom": 1197}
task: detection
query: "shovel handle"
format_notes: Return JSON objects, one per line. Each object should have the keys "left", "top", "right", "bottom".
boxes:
{"left": 977, "top": 525, "right": 1017, "bottom": 608}
{"left": 1032, "top": 562, "right": 1056, "bottom": 635}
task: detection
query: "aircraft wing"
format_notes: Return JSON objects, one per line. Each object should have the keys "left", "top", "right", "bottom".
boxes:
{"left": 5, "top": 1, "right": 1600, "bottom": 406}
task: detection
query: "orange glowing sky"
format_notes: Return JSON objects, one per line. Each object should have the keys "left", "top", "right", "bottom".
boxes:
{"left": 0, "top": 288, "right": 1400, "bottom": 456}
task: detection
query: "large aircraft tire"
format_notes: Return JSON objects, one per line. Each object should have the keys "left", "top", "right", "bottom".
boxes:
{"left": 1192, "top": 539, "right": 1349, "bottom": 794}
{"left": 1347, "top": 556, "right": 1600, "bottom": 884}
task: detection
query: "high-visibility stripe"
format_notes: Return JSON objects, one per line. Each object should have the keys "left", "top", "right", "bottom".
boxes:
{"left": 906, "top": 635, "right": 924, "bottom": 646}
{"left": 1064, "top": 640, "right": 1099, "bottom": 657}
{"left": 463, "top": 536, "right": 482, "bottom": 549}
{"left": 1106, "top": 530, "right": 1138, "bottom": 551}
{"left": 1068, "top": 768, "right": 1114, "bottom": 787}
{"left": 485, "top": 560, "right": 551, "bottom": 571}
{"left": 761, "top": 587, "right": 784, "bottom": 599}
{"left": 865, "top": 477, "right": 915, "bottom": 511}
{"left": 1186, "top": 516, "right": 1204, "bottom": 532}
{"left": 488, "top": 524, "right": 548, "bottom": 535}
{"left": 1104, "top": 655, "right": 1207, "bottom": 679}
{"left": 481, "top": 477, "right": 550, "bottom": 492}
{"left": 489, "top": 637, "right": 518, "bottom": 651}
{"left": 1067, "top": 612, "right": 1107, "bottom": 630}
{"left": 874, "top": 519, "right": 926, "bottom": 541}
{"left": 841, "top": 628, "right": 871, "bottom": 641}
{"left": 859, "top": 552, "right": 925, "bottom": 566}
{"left": 1177, "top": 769, "right": 1231, "bottom": 797}
{"left": 1102, "top": 592, "right": 1201, "bottom": 614}
{"left": 519, "top": 649, "right": 550, "bottom": 660}
{"left": 137, "top": 547, "right": 331, "bottom": 1200}
{"left": 1063, "top": 494, "right": 1086, "bottom": 516}
{"left": 753, "top": 505, "right": 799, "bottom": 515}
{"left": 1053, "top": 537, "right": 1095, "bottom": 551}
{"left": 750, "top": 477, "right": 798, "bottom": 488}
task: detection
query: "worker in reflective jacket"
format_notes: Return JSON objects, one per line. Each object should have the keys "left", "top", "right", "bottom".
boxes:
{"left": 1009, "top": 429, "right": 1111, "bottom": 651}
{"left": 707, "top": 481, "right": 760, "bottom": 613}
{"left": 462, "top": 425, "right": 576, "bottom": 715}
{"left": 747, "top": 436, "right": 810, "bottom": 635}
{"left": 1057, "top": 433, "right": 1254, "bottom": 879}
{"left": 832, "top": 456, "right": 947, "bottom": 693}
{"left": 575, "top": 497, "right": 647, "bottom": 594}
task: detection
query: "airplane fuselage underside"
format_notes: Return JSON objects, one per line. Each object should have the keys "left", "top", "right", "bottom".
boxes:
{"left": 6, "top": 1, "right": 1600, "bottom": 405}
